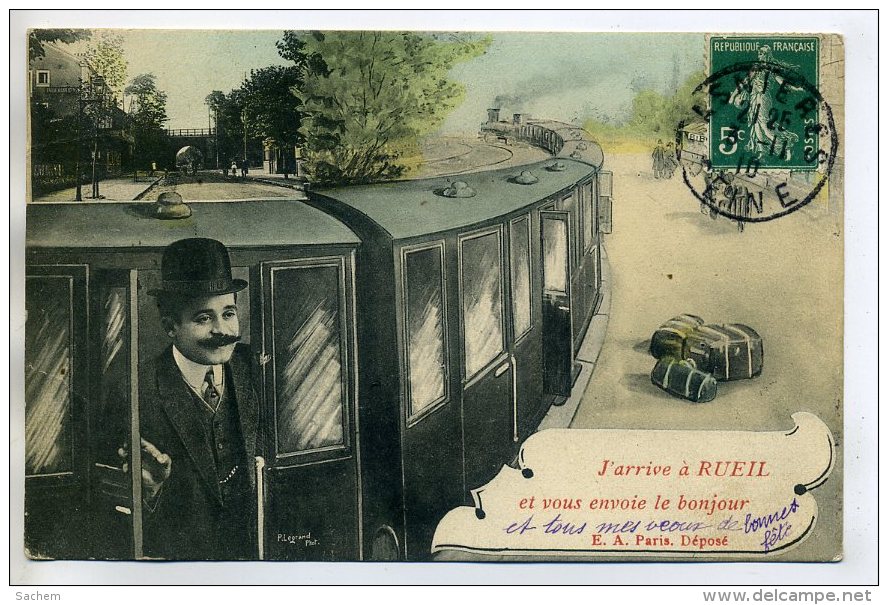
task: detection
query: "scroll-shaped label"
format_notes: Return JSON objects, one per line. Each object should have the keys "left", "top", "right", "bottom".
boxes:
{"left": 432, "top": 413, "right": 834, "bottom": 558}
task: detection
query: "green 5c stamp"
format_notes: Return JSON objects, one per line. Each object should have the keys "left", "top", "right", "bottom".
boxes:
{"left": 709, "top": 36, "right": 819, "bottom": 170}
{"left": 678, "top": 35, "right": 836, "bottom": 223}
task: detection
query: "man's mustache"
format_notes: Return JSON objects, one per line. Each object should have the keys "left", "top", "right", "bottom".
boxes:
{"left": 200, "top": 334, "right": 241, "bottom": 348}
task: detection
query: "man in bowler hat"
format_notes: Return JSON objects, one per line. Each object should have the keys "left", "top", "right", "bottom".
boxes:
{"left": 131, "top": 237, "right": 261, "bottom": 560}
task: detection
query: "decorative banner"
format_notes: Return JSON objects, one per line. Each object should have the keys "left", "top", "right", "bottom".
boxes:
{"left": 432, "top": 413, "right": 834, "bottom": 558}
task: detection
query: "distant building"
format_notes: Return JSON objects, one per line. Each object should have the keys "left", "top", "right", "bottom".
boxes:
{"left": 29, "top": 42, "right": 131, "bottom": 196}
{"left": 29, "top": 42, "right": 89, "bottom": 117}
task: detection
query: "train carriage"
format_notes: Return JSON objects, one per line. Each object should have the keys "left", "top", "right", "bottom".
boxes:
{"left": 313, "top": 154, "right": 605, "bottom": 558}
{"left": 25, "top": 199, "right": 367, "bottom": 561}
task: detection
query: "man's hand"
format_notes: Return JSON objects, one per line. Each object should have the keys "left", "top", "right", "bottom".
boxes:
{"left": 119, "top": 438, "right": 172, "bottom": 503}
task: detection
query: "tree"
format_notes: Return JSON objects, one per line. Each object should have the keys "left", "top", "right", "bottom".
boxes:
{"left": 662, "top": 69, "right": 707, "bottom": 132}
{"left": 28, "top": 29, "right": 90, "bottom": 61}
{"left": 630, "top": 90, "right": 669, "bottom": 135}
{"left": 238, "top": 65, "right": 305, "bottom": 176}
{"left": 82, "top": 32, "right": 128, "bottom": 98}
{"left": 204, "top": 90, "right": 226, "bottom": 116}
{"left": 628, "top": 70, "right": 707, "bottom": 137}
{"left": 125, "top": 73, "right": 169, "bottom": 169}
{"left": 278, "top": 30, "right": 490, "bottom": 185}
{"left": 204, "top": 88, "right": 248, "bottom": 166}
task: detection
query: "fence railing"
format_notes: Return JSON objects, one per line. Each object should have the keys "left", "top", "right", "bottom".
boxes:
{"left": 166, "top": 128, "right": 216, "bottom": 137}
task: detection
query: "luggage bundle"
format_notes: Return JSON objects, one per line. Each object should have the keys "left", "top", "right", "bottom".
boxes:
{"left": 685, "top": 324, "right": 763, "bottom": 381}
{"left": 648, "top": 314, "right": 763, "bottom": 402}
{"left": 649, "top": 314, "right": 704, "bottom": 359}
{"left": 650, "top": 357, "right": 717, "bottom": 403}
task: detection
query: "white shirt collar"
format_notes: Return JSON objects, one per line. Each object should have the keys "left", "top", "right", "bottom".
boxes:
{"left": 172, "top": 346, "right": 223, "bottom": 394}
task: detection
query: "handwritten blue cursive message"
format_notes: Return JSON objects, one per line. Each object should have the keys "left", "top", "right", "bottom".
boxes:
{"left": 743, "top": 497, "right": 800, "bottom": 552}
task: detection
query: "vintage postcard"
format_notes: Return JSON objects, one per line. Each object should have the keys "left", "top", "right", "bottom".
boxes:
{"left": 20, "top": 27, "right": 846, "bottom": 565}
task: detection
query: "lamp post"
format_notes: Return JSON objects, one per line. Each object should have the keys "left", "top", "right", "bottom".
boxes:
{"left": 242, "top": 108, "right": 248, "bottom": 171}
{"left": 214, "top": 107, "right": 220, "bottom": 169}
{"left": 75, "top": 76, "right": 105, "bottom": 201}
{"left": 88, "top": 76, "right": 107, "bottom": 199}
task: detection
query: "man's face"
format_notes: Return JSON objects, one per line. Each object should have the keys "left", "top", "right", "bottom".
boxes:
{"left": 169, "top": 293, "right": 240, "bottom": 365}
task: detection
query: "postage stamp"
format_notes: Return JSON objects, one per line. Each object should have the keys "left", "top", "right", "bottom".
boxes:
{"left": 678, "top": 35, "right": 839, "bottom": 223}
{"left": 709, "top": 36, "right": 821, "bottom": 171}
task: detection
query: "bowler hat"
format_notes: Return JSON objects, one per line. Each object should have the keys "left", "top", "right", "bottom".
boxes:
{"left": 148, "top": 238, "right": 247, "bottom": 297}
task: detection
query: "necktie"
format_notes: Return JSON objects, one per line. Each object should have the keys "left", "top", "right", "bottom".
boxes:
{"left": 203, "top": 368, "right": 220, "bottom": 411}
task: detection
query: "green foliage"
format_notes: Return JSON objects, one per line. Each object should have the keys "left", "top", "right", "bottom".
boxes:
{"left": 125, "top": 73, "right": 169, "bottom": 168}
{"left": 30, "top": 103, "right": 81, "bottom": 163}
{"left": 628, "top": 70, "right": 706, "bottom": 137}
{"left": 240, "top": 66, "right": 305, "bottom": 173}
{"left": 82, "top": 32, "right": 128, "bottom": 96}
{"left": 279, "top": 30, "right": 490, "bottom": 185}
{"left": 205, "top": 87, "right": 249, "bottom": 164}
{"left": 28, "top": 29, "right": 90, "bottom": 61}
{"left": 585, "top": 70, "right": 707, "bottom": 151}
{"left": 125, "top": 73, "right": 167, "bottom": 130}
{"left": 204, "top": 67, "right": 306, "bottom": 171}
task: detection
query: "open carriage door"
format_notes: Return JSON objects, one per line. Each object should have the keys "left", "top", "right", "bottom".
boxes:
{"left": 25, "top": 265, "right": 142, "bottom": 559}
{"left": 540, "top": 210, "right": 574, "bottom": 398}
{"left": 256, "top": 256, "right": 360, "bottom": 561}
{"left": 25, "top": 265, "right": 92, "bottom": 558}
{"left": 599, "top": 170, "right": 614, "bottom": 234}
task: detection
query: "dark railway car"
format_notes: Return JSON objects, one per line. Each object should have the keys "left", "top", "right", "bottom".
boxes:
{"left": 24, "top": 117, "right": 612, "bottom": 563}
{"left": 24, "top": 199, "right": 373, "bottom": 561}
{"left": 312, "top": 154, "right": 605, "bottom": 558}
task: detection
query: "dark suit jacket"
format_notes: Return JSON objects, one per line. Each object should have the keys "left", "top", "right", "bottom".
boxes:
{"left": 139, "top": 343, "right": 261, "bottom": 560}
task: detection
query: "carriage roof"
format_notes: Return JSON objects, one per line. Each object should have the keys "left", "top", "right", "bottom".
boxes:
{"left": 26, "top": 198, "right": 360, "bottom": 249}
{"left": 682, "top": 121, "right": 708, "bottom": 136}
{"left": 319, "top": 157, "right": 598, "bottom": 240}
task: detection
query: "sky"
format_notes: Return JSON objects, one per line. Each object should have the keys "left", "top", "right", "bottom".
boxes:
{"left": 68, "top": 30, "right": 705, "bottom": 133}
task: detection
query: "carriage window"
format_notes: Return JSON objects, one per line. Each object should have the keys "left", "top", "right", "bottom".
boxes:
{"left": 100, "top": 285, "right": 129, "bottom": 399}
{"left": 510, "top": 216, "right": 532, "bottom": 339}
{"left": 271, "top": 264, "right": 346, "bottom": 454}
{"left": 460, "top": 230, "right": 505, "bottom": 379}
{"left": 542, "top": 216, "right": 569, "bottom": 295}
{"left": 25, "top": 276, "right": 74, "bottom": 476}
{"left": 600, "top": 170, "right": 613, "bottom": 197}
{"left": 404, "top": 244, "right": 447, "bottom": 418}
{"left": 556, "top": 193, "right": 579, "bottom": 268}
{"left": 96, "top": 278, "right": 131, "bottom": 469}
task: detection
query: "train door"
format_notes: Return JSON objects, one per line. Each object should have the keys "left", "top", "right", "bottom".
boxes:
{"left": 255, "top": 255, "right": 360, "bottom": 561}
{"left": 26, "top": 264, "right": 143, "bottom": 559}
{"left": 540, "top": 210, "right": 574, "bottom": 398}
{"left": 556, "top": 191, "right": 585, "bottom": 355}
{"left": 398, "top": 240, "right": 463, "bottom": 558}
{"left": 599, "top": 170, "right": 614, "bottom": 234}
{"left": 458, "top": 226, "right": 514, "bottom": 491}
{"left": 24, "top": 264, "right": 92, "bottom": 558}
{"left": 579, "top": 179, "right": 601, "bottom": 325}
{"left": 508, "top": 215, "right": 542, "bottom": 441}
{"left": 89, "top": 269, "right": 141, "bottom": 558}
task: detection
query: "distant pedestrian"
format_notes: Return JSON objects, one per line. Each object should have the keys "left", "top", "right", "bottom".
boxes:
{"left": 223, "top": 165, "right": 229, "bottom": 178}
{"left": 652, "top": 139, "right": 666, "bottom": 179}
{"left": 240, "top": 161, "right": 248, "bottom": 179}
{"left": 664, "top": 143, "right": 678, "bottom": 179}
{"left": 230, "top": 161, "right": 239, "bottom": 178}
